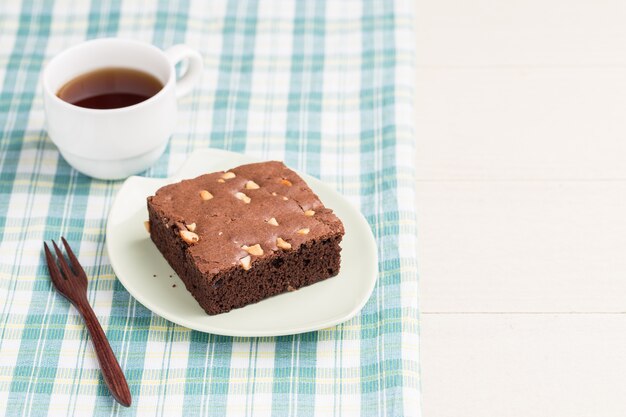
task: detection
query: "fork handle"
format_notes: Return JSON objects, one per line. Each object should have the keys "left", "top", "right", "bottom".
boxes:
{"left": 77, "top": 303, "right": 132, "bottom": 407}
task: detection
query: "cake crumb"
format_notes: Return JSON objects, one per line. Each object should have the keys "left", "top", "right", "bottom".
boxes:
{"left": 172, "top": 284, "right": 177, "bottom": 288}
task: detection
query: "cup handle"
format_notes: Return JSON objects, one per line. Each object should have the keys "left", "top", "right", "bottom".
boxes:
{"left": 164, "top": 44, "right": 203, "bottom": 98}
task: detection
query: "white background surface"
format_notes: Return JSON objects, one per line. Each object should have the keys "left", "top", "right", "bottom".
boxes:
{"left": 414, "top": 1, "right": 626, "bottom": 416}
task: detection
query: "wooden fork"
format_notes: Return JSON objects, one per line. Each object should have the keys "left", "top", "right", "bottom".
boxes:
{"left": 44, "top": 237, "right": 131, "bottom": 407}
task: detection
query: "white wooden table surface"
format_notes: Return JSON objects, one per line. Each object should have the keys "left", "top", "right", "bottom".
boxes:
{"left": 414, "top": 1, "right": 626, "bottom": 416}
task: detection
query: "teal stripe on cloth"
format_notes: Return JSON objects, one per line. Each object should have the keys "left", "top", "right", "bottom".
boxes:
{"left": 273, "top": 1, "right": 326, "bottom": 415}
{"left": 210, "top": 0, "right": 260, "bottom": 153}
{"left": 359, "top": 1, "right": 406, "bottom": 415}
{"left": 0, "top": 1, "right": 420, "bottom": 415}
{"left": 86, "top": 0, "right": 121, "bottom": 39}
{"left": 283, "top": 0, "right": 325, "bottom": 175}
{"left": 146, "top": 0, "right": 190, "bottom": 179}
{"left": 0, "top": 0, "right": 51, "bottom": 333}
{"left": 4, "top": 2, "right": 56, "bottom": 414}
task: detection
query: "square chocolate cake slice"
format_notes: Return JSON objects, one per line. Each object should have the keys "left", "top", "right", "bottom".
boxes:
{"left": 147, "top": 161, "right": 345, "bottom": 315}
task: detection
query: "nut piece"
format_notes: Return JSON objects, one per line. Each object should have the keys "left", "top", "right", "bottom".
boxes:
{"left": 245, "top": 180, "right": 260, "bottom": 190}
{"left": 280, "top": 179, "right": 293, "bottom": 186}
{"left": 297, "top": 228, "right": 310, "bottom": 235}
{"left": 242, "top": 244, "right": 264, "bottom": 256}
{"left": 186, "top": 222, "right": 197, "bottom": 232}
{"left": 222, "top": 171, "right": 236, "bottom": 179}
{"left": 217, "top": 179, "right": 225, "bottom": 183}
{"left": 179, "top": 230, "right": 199, "bottom": 244}
{"left": 282, "top": 196, "right": 289, "bottom": 201}
{"left": 144, "top": 220, "right": 150, "bottom": 233}
{"left": 276, "top": 237, "right": 292, "bottom": 250}
{"left": 240, "top": 255, "right": 252, "bottom": 270}
{"left": 199, "top": 190, "right": 213, "bottom": 200}
{"left": 235, "top": 192, "right": 251, "bottom": 204}
{"left": 271, "top": 192, "right": 278, "bottom": 196}
{"left": 267, "top": 217, "right": 279, "bottom": 226}
{"left": 304, "top": 210, "right": 315, "bottom": 217}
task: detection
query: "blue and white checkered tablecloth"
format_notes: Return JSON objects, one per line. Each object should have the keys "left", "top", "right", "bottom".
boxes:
{"left": 0, "top": 1, "right": 419, "bottom": 415}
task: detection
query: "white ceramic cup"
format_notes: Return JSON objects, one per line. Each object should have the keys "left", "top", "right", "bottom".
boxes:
{"left": 42, "top": 38, "right": 202, "bottom": 180}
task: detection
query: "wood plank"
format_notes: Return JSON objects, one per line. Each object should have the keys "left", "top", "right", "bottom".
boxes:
{"left": 415, "top": 69, "right": 626, "bottom": 180}
{"left": 421, "top": 314, "right": 626, "bottom": 417}
{"left": 415, "top": 0, "right": 626, "bottom": 67}
{"left": 417, "top": 181, "right": 626, "bottom": 312}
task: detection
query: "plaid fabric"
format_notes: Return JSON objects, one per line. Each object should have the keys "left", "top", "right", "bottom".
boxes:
{"left": 0, "top": 0, "right": 419, "bottom": 416}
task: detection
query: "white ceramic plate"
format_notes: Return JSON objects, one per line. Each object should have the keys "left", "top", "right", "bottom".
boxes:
{"left": 106, "top": 149, "right": 378, "bottom": 336}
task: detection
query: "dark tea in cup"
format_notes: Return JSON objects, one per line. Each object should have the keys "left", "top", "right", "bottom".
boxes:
{"left": 57, "top": 67, "right": 163, "bottom": 109}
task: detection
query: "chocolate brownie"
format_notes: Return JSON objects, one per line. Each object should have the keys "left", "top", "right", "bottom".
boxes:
{"left": 147, "top": 161, "right": 345, "bottom": 315}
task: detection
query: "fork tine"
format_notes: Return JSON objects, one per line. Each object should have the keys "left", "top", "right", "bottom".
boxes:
{"left": 52, "top": 240, "right": 73, "bottom": 280}
{"left": 61, "top": 237, "right": 86, "bottom": 278}
{"left": 61, "top": 237, "right": 88, "bottom": 286}
{"left": 44, "top": 242, "right": 64, "bottom": 287}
